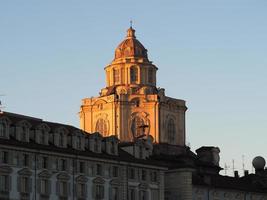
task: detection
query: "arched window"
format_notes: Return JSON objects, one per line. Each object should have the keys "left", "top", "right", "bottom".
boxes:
{"left": 59, "top": 132, "right": 64, "bottom": 147}
{"left": 130, "top": 66, "right": 138, "bottom": 83}
{"left": 148, "top": 68, "right": 153, "bottom": 84}
{"left": 40, "top": 130, "right": 46, "bottom": 144}
{"left": 114, "top": 69, "right": 120, "bottom": 83}
{"left": 167, "top": 119, "right": 176, "bottom": 142}
{"left": 131, "top": 116, "right": 145, "bottom": 138}
{"left": 95, "top": 119, "right": 108, "bottom": 136}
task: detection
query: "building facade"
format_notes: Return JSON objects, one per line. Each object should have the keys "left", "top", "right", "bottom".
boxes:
{"left": 0, "top": 112, "right": 165, "bottom": 200}
{"left": 79, "top": 27, "right": 187, "bottom": 146}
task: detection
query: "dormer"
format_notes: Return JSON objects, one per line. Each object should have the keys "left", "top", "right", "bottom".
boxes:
{"left": 71, "top": 131, "right": 85, "bottom": 150}
{"left": 35, "top": 123, "right": 50, "bottom": 145}
{"left": 88, "top": 132, "right": 102, "bottom": 153}
{"left": 103, "top": 136, "right": 119, "bottom": 155}
{"left": 16, "top": 120, "right": 31, "bottom": 142}
{"left": 0, "top": 116, "right": 11, "bottom": 139}
{"left": 54, "top": 127, "right": 68, "bottom": 148}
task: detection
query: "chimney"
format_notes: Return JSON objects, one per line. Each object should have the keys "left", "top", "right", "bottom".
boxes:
{"left": 234, "top": 170, "right": 239, "bottom": 178}
{"left": 244, "top": 170, "right": 249, "bottom": 176}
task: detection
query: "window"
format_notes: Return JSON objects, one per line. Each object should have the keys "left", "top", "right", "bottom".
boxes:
{"left": 148, "top": 68, "right": 153, "bottom": 83}
{"left": 21, "top": 126, "right": 28, "bottom": 142}
{"left": 95, "top": 184, "right": 104, "bottom": 199}
{"left": 40, "top": 179, "right": 49, "bottom": 194}
{"left": 139, "top": 190, "right": 147, "bottom": 200}
{"left": 0, "top": 151, "right": 8, "bottom": 164}
{"left": 77, "top": 136, "right": 82, "bottom": 149}
{"left": 111, "top": 187, "right": 119, "bottom": 200}
{"left": 0, "top": 175, "right": 9, "bottom": 192}
{"left": 128, "top": 188, "right": 136, "bottom": 200}
{"left": 40, "top": 156, "right": 48, "bottom": 169}
{"left": 95, "top": 118, "right": 108, "bottom": 136}
{"left": 94, "top": 138, "right": 99, "bottom": 152}
{"left": 131, "top": 116, "right": 145, "bottom": 138}
{"left": 114, "top": 69, "right": 120, "bottom": 83}
{"left": 79, "top": 161, "right": 85, "bottom": 174}
{"left": 0, "top": 121, "right": 7, "bottom": 137}
{"left": 40, "top": 130, "right": 46, "bottom": 144}
{"left": 59, "top": 132, "right": 64, "bottom": 147}
{"left": 110, "top": 141, "right": 116, "bottom": 154}
{"left": 129, "top": 168, "right": 135, "bottom": 179}
{"left": 58, "top": 159, "right": 67, "bottom": 171}
{"left": 77, "top": 183, "right": 86, "bottom": 197}
{"left": 130, "top": 66, "right": 138, "bottom": 83}
{"left": 58, "top": 181, "right": 68, "bottom": 196}
{"left": 112, "top": 166, "right": 118, "bottom": 177}
{"left": 22, "top": 154, "right": 30, "bottom": 167}
{"left": 96, "top": 164, "right": 102, "bottom": 176}
{"left": 167, "top": 119, "right": 175, "bottom": 142}
{"left": 20, "top": 176, "right": 30, "bottom": 193}
{"left": 150, "top": 171, "right": 157, "bottom": 182}
{"left": 141, "top": 170, "right": 147, "bottom": 181}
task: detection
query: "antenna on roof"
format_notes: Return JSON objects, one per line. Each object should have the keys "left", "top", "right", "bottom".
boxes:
{"left": 224, "top": 163, "right": 230, "bottom": 175}
{"left": 242, "top": 155, "right": 245, "bottom": 174}
{"left": 232, "top": 159, "right": 235, "bottom": 175}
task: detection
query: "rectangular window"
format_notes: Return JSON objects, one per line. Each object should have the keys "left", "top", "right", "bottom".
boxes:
{"left": 0, "top": 175, "right": 9, "bottom": 192}
{"left": 129, "top": 168, "right": 135, "bottom": 179}
{"left": 128, "top": 188, "right": 135, "bottom": 200}
{"left": 40, "top": 179, "right": 49, "bottom": 194}
{"left": 77, "top": 183, "right": 86, "bottom": 197}
{"left": 58, "top": 159, "right": 67, "bottom": 171}
{"left": 79, "top": 161, "right": 85, "bottom": 174}
{"left": 112, "top": 166, "right": 119, "bottom": 177}
{"left": 139, "top": 190, "right": 147, "bottom": 200}
{"left": 23, "top": 154, "right": 29, "bottom": 167}
{"left": 141, "top": 170, "right": 147, "bottom": 181}
{"left": 59, "top": 181, "right": 67, "bottom": 196}
{"left": 114, "top": 69, "right": 120, "bottom": 83}
{"left": 95, "top": 184, "right": 104, "bottom": 199}
{"left": 41, "top": 156, "right": 48, "bottom": 169}
{"left": 111, "top": 187, "right": 119, "bottom": 200}
{"left": 150, "top": 171, "right": 157, "bottom": 182}
{"left": 96, "top": 164, "right": 102, "bottom": 176}
{"left": 21, "top": 177, "right": 29, "bottom": 193}
{"left": 0, "top": 151, "right": 8, "bottom": 164}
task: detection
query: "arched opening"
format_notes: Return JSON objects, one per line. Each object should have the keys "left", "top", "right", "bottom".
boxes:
{"left": 130, "top": 66, "right": 138, "bottom": 83}
{"left": 131, "top": 116, "right": 145, "bottom": 138}
{"left": 95, "top": 119, "right": 108, "bottom": 136}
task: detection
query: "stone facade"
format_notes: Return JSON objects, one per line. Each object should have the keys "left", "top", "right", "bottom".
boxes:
{"left": 0, "top": 112, "right": 165, "bottom": 200}
{"left": 79, "top": 27, "right": 187, "bottom": 146}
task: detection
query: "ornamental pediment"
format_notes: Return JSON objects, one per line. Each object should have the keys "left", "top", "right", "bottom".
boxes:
{"left": 0, "top": 165, "right": 12, "bottom": 174}
{"left": 76, "top": 175, "right": 88, "bottom": 183}
{"left": 38, "top": 170, "right": 51, "bottom": 178}
{"left": 57, "top": 172, "right": 70, "bottom": 180}
{"left": 139, "top": 183, "right": 148, "bottom": 189}
{"left": 18, "top": 168, "right": 32, "bottom": 176}
{"left": 110, "top": 179, "right": 120, "bottom": 186}
{"left": 93, "top": 177, "right": 105, "bottom": 184}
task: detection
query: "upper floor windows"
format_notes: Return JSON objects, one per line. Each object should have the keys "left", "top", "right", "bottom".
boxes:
{"left": 130, "top": 66, "right": 138, "bottom": 83}
{"left": 0, "top": 175, "right": 9, "bottom": 192}
{"left": 0, "top": 120, "right": 8, "bottom": 138}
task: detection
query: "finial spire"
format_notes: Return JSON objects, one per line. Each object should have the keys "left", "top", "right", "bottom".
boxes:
{"left": 130, "top": 20, "right": 133, "bottom": 28}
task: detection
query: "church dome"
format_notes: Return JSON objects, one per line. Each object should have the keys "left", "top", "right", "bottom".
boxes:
{"left": 114, "top": 27, "right": 149, "bottom": 61}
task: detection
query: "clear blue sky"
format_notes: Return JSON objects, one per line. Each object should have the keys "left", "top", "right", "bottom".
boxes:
{"left": 1, "top": 0, "right": 267, "bottom": 175}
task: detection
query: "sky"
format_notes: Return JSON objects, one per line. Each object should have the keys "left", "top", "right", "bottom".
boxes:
{"left": 1, "top": 0, "right": 267, "bottom": 176}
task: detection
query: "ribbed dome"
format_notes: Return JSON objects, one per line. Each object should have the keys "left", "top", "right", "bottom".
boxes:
{"left": 114, "top": 27, "right": 148, "bottom": 61}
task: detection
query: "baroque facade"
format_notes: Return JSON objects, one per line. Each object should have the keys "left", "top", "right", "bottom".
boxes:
{"left": 79, "top": 27, "right": 186, "bottom": 146}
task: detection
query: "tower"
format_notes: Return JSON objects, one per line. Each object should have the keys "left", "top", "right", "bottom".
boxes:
{"left": 80, "top": 27, "right": 187, "bottom": 145}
